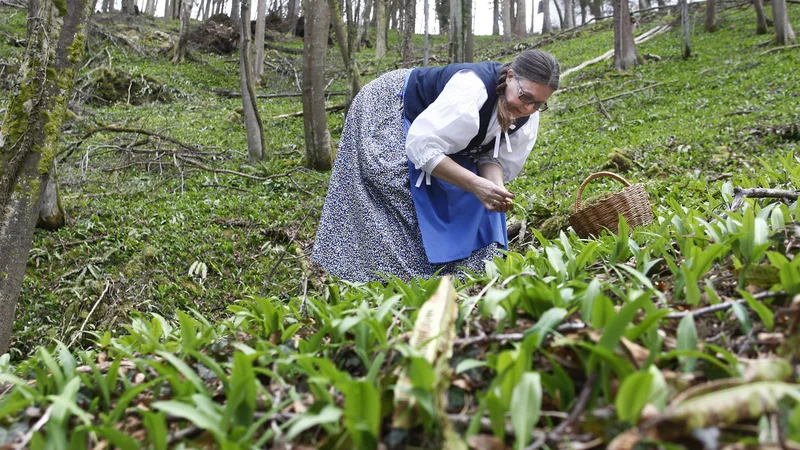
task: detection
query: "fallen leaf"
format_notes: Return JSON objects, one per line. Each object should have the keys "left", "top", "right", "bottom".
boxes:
{"left": 468, "top": 434, "right": 506, "bottom": 450}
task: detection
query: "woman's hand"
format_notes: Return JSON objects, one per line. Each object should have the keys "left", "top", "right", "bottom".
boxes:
{"left": 471, "top": 177, "right": 515, "bottom": 212}
{"left": 476, "top": 162, "right": 514, "bottom": 212}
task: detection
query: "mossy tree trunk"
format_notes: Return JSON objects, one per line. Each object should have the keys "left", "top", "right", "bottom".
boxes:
{"left": 302, "top": 0, "right": 332, "bottom": 170}
{"left": 772, "top": 0, "right": 796, "bottom": 45}
{"left": 239, "top": 0, "right": 268, "bottom": 162}
{"left": 0, "top": 0, "right": 91, "bottom": 353}
{"left": 612, "top": 0, "right": 641, "bottom": 70}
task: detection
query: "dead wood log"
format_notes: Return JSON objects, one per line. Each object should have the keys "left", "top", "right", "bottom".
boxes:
{"left": 214, "top": 89, "right": 347, "bottom": 99}
{"left": 269, "top": 103, "right": 347, "bottom": 119}
{"left": 730, "top": 187, "right": 799, "bottom": 212}
{"left": 759, "top": 44, "right": 800, "bottom": 55}
{"left": 572, "top": 82, "right": 665, "bottom": 109}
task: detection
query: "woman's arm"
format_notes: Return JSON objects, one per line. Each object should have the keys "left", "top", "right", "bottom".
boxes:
{"left": 431, "top": 158, "right": 515, "bottom": 212}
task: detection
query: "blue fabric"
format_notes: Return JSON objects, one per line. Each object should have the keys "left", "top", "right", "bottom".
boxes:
{"left": 404, "top": 117, "right": 508, "bottom": 264}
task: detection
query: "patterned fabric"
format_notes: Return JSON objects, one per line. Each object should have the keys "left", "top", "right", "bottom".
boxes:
{"left": 312, "top": 69, "right": 498, "bottom": 282}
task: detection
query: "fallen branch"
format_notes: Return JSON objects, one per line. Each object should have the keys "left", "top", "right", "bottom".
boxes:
{"left": 175, "top": 156, "right": 305, "bottom": 182}
{"left": 63, "top": 126, "right": 204, "bottom": 158}
{"left": 0, "top": 0, "right": 26, "bottom": 7}
{"left": 729, "top": 187, "right": 799, "bottom": 212}
{"left": 269, "top": 103, "right": 347, "bottom": 119}
{"left": 759, "top": 44, "right": 800, "bottom": 56}
{"left": 454, "top": 321, "right": 587, "bottom": 347}
{"left": 526, "top": 373, "right": 599, "bottom": 450}
{"left": 561, "top": 25, "right": 672, "bottom": 78}
{"left": 665, "top": 291, "right": 783, "bottom": 319}
{"left": 215, "top": 89, "right": 348, "bottom": 99}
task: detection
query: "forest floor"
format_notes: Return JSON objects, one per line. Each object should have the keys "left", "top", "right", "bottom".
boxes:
{"left": 0, "top": 3, "right": 799, "bottom": 449}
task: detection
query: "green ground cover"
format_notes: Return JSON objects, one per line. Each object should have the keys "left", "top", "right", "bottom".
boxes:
{"left": 0, "top": 3, "right": 798, "bottom": 448}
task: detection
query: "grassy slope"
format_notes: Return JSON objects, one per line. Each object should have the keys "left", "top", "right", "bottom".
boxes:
{"left": 0, "top": 4, "right": 798, "bottom": 448}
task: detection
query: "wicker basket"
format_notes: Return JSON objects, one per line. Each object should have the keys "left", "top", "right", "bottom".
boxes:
{"left": 569, "top": 172, "right": 654, "bottom": 238}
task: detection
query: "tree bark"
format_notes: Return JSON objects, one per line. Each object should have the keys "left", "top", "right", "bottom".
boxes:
{"left": 705, "top": 0, "right": 716, "bottom": 31}
{"left": 437, "top": 0, "right": 449, "bottom": 34}
{"left": 329, "top": 0, "right": 362, "bottom": 105}
{"left": 0, "top": 0, "right": 91, "bottom": 353}
{"left": 553, "top": 0, "right": 563, "bottom": 29}
{"left": 613, "top": 0, "right": 640, "bottom": 70}
{"left": 450, "top": 0, "right": 463, "bottom": 60}
{"left": 36, "top": 161, "right": 65, "bottom": 230}
{"left": 424, "top": 0, "right": 430, "bottom": 65}
{"left": 402, "top": 0, "right": 416, "bottom": 64}
{"left": 493, "top": 0, "right": 499, "bottom": 34}
{"left": 303, "top": 0, "right": 332, "bottom": 170}
{"left": 231, "top": 0, "right": 240, "bottom": 23}
{"left": 254, "top": 0, "right": 267, "bottom": 79}
{"left": 515, "top": 0, "right": 526, "bottom": 35}
{"left": 239, "top": 0, "right": 268, "bottom": 162}
{"left": 173, "top": 0, "right": 193, "bottom": 63}
{"left": 753, "top": 0, "right": 768, "bottom": 34}
{"left": 680, "top": 0, "right": 690, "bottom": 58}
{"left": 502, "top": 0, "right": 511, "bottom": 39}
{"left": 564, "top": 0, "right": 574, "bottom": 29}
{"left": 145, "top": 0, "right": 156, "bottom": 14}
{"left": 772, "top": 0, "right": 796, "bottom": 44}
{"left": 163, "top": 0, "right": 170, "bottom": 18}
{"left": 375, "top": 0, "right": 387, "bottom": 57}
{"left": 542, "top": 0, "right": 552, "bottom": 33}
{"left": 464, "top": 0, "right": 473, "bottom": 61}
{"left": 358, "top": 0, "right": 374, "bottom": 47}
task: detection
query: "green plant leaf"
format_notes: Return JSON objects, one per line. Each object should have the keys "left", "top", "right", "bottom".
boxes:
{"left": 616, "top": 371, "right": 654, "bottom": 423}
{"left": 511, "top": 372, "right": 542, "bottom": 450}
{"left": 740, "top": 290, "right": 774, "bottom": 331}
{"left": 677, "top": 314, "right": 698, "bottom": 372}
{"left": 285, "top": 404, "right": 343, "bottom": 441}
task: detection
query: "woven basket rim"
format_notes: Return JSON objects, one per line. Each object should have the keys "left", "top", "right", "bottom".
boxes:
{"left": 572, "top": 183, "right": 648, "bottom": 216}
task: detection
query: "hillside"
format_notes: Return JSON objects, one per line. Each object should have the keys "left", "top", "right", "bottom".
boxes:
{"left": 0, "top": 3, "right": 799, "bottom": 448}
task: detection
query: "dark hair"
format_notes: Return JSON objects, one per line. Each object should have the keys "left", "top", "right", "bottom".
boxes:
{"left": 495, "top": 50, "right": 561, "bottom": 131}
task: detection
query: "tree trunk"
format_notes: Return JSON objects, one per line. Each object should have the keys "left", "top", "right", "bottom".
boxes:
{"left": 502, "top": 0, "right": 511, "bottom": 39}
{"left": 464, "top": 0, "right": 473, "bottom": 61}
{"left": 358, "top": 0, "right": 374, "bottom": 47}
{"left": 772, "top": 0, "right": 796, "bottom": 44}
{"left": 531, "top": 0, "right": 537, "bottom": 32}
{"left": 376, "top": 0, "right": 387, "bottom": 57}
{"left": 329, "top": 0, "right": 362, "bottom": 104}
{"left": 492, "top": 0, "right": 499, "bottom": 34}
{"left": 231, "top": 0, "right": 241, "bottom": 22}
{"left": 580, "top": 0, "right": 587, "bottom": 25}
{"left": 553, "top": 0, "right": 563, "bottom": 29}
{"left": 303, "top": 0, "right": 333, "bottom": 170}
{"left": 613, "top": 0, "right": 640, "bottom": 70}
{"left": 163, "top": 0, "right": 170, "bottom": 17}
{"left": 680, "top": 0, "right": 690, "bottom": 58}
{"left": 173, "top": 0, "right": 192, "bottom": 63}
{"left": 104, "top": 0, "right": 113, "bottom": 12}
{"left": 564, "top": 0, "right": 574, "bottom": 29}
{"left": 589, "top": 0, "right": 601, "bottom": 19}
{"left": 0, "top": 0, "right": 91, "bottom": 354}
{"left": 753, "top": 0, "right": 768, "bottom": 34}
{"left": 638, "top": 0, "right": 648, "bottom": 10}
{"left": 437, "top": 0, "right": 449, "bottom": 34}
{"left": 239, "top": 0, "right": 268, "bottom": 162}
{"left": 145, "top": 0, "right": 156, "bottom": 14}
{"left": 424, "top": 0, "right": 430, "bottom": 65}
{"left": 402, "top": 0, "right": 416, "bottom": 64}
{"left": 704, "top": 0, "right": 716, "bottom": 31}
{"left": 254, "top": 0, "right": 267, "bottom": 79}
{"left": 542, "top": 0, "right": 552, "bottom": 32}
{"left": 515, "top": 0, "right": 526, "bottom": 35}
{"left": 450, "top": 0, "right": 463, "bottom": 60}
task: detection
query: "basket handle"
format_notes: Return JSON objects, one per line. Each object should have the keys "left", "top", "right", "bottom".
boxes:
{"left": 574, "top": 171, "right": 633, "bottom": 213}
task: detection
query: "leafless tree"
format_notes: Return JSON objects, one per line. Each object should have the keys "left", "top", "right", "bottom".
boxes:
{"left": 0, "top": 0, "right": 91, "bottom": 353}
{"left": 173, "top": 0, "right": 193, "bottom": 63}
{"left": 771, "top": 0, "right": 796, "bottom": 44}
{"left": 705, "top": 0, "right": 716, "bottom": 32}
{"left": 450, "top": 0, "right": 463, "bottom": 60}
{"left": 564, "top": 0, "right": 574, "bottom": 29}
{"left": 424, "top": 0, "right": 430, "bottom": 65}
{"left": 302, "top": 0, "right": 333, "bottom": 170}
{"left": 358, "top": 0, "right": 374, "bottom": 47}
{"left": 542, "top": 0, "right": 552, "bottom": 33}
{"left": 375, "top": 0, "right": 387, "bottom": 57}
{"left": 231, "top": 0, "right": 240, "bottom": 22}
{"left": 612, "top": 0, "right": 641, "bottom": 70}
{"left": 240, "top": 0, "right": 268, "bottom": 161}
{"left": 145, "top": 0, "right": 157, "bottom": 14}
{"left": 515, "top": 0, "right": 526, "bottom": 35}
{"left": 680, "top": 0, "right": 690, "bottom": 58}
{"left": 328, "top": 0, "right": 362, "bottom": 104}
{"left": 503, "top": 0, "right": 512, "bottom": 40}
{"left": 254, "top": 0, "right": 267, "bottom": 79}
{"left": 493, "top": 0, "right": 500, "bottom": 35}
{"left": 753, "top": 0, "right": 768, "bottom": 34}
{"left": 464, "top": 0, "right": 473, "bottom": 61}
{"left": 402, "top": 0, "right": 416, "bottom": 64}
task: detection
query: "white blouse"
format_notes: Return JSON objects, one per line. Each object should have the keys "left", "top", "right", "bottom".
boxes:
{"left": 405, "top": 69, "right": 540, "bottom": 182}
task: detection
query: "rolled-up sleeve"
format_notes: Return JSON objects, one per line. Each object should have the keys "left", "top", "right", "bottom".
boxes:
{"left": 406, "top": 71, "right": 488, "bottom": 173}
{"left": 476, "top": 112, "right": 540, "bottom": 181}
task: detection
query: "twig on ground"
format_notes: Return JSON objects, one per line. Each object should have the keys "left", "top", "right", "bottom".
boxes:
{"left": 759, "top": 44, "right": 800, "bottom": 55}
{"left": 69, "top": 281, "right": 111, "bottom": 348}
{"left": 665, "top": 291, "right": 783, "bottom": 319}
{"left": 269, "top": 103, "right": 347, "bottom": 119}
{"left": 215, "top": 89, "right": 348, "bottom": 99}
{"left": 573, "top": 82, "right": 666, "bottom": 109}
{"left": 526, "top": 373, "right": 599, "bottom": 450}
{"left": 729, "top": 187, "right": 799, "bottom": 212}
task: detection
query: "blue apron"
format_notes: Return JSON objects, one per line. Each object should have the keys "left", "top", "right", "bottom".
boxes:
{"left": 403, "top": 117, "right": 508, "bottom": 264}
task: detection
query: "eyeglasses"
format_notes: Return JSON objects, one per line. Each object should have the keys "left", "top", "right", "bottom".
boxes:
{"left": 515, "top": 77, "right": 549, "bottom": 112}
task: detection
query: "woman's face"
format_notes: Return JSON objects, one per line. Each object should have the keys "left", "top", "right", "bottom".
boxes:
{"left": 505, "top": 70, "right": 556, "bottom": 119}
